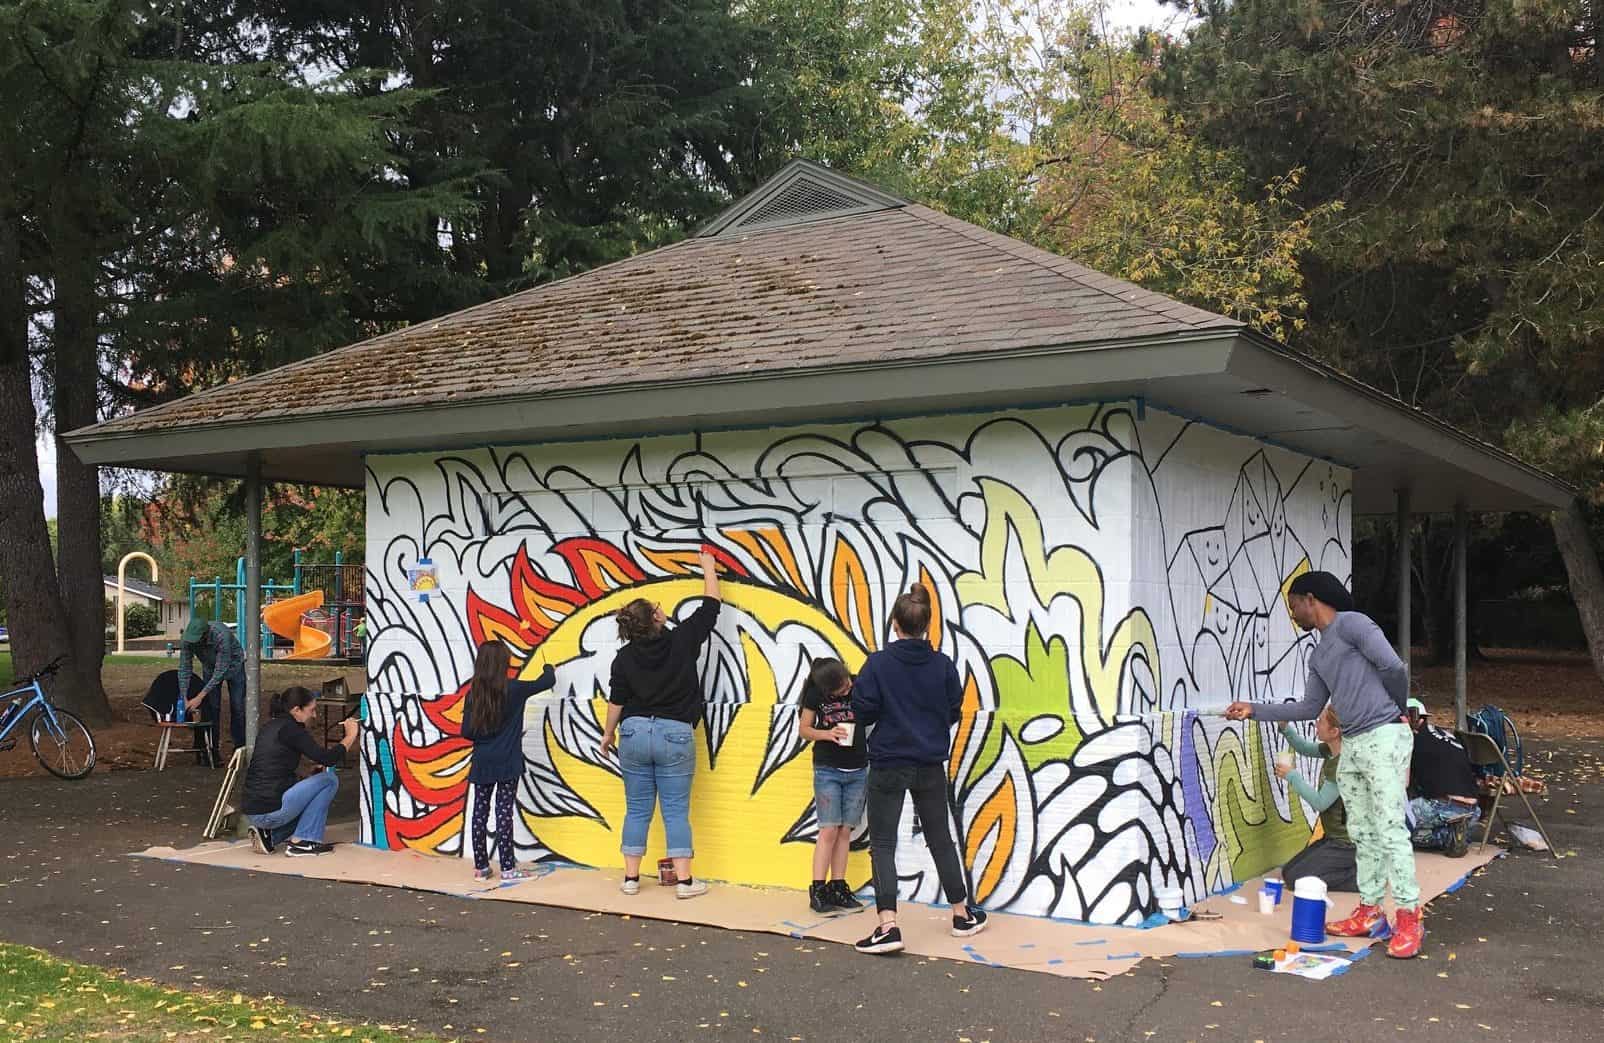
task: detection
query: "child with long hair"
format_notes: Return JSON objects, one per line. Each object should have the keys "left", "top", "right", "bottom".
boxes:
{"left": 461, "top": 641, "right": 556, "bottom": 881}
{"left": 797, "top": 657, "right": 866, "bottom": 913}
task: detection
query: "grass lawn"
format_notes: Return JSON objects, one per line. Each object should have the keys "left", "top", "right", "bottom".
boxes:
{"left": 0, "top": 943, "right": 452, "bottom": 1042}
{"left": 0, "top": 651, "right": 173, "bottom": 689}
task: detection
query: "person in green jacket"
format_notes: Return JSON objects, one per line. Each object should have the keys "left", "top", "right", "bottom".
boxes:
{"left": 1276, "top": 706, "right": 1357, "bottom": 892}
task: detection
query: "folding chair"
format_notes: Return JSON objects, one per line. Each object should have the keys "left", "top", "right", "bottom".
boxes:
{"left": 1454, "top": 729, "right": 1556, "bottom": 855}
{"left": 141, "top": 670, "right": 217, "bottom": 770}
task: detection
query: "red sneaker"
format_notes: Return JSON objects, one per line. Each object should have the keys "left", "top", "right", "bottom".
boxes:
{"left": 1387, "top": 906, "right": 1425, "bottom": 959}
{"left": 1327, "top": 903, "right": 1389, "bottom": 938}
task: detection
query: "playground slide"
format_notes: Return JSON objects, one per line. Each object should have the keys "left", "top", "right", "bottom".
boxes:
{"left": 262, "top": 590, "right": 333, "bottom": 660}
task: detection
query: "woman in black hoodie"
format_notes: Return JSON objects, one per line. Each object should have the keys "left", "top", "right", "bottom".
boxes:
{"left": 599, "top": 548, "right": 721, "bottom": 899}
{"left": 850, "top": 583, "right": 986, "bottom": 954}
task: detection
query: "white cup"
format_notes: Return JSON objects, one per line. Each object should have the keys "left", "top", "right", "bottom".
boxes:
{"left": 1258, "top": 890, "right": 1275, "bottom": 915}
{"left": 836, "top": 722, "right": 856, "bottom": 746}
{"left": 1275, "top": 751, "right": 1294, "bottom": 772}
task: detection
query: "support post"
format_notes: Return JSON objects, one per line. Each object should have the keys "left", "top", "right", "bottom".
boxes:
{"left": 244, "top": 453, "right": 263, "bottom": 755}
{"left": 1454, "top": 501, "right": 1469, "bottom": 731}
{"left": 1395, "top": 488, "right": 1412, "bottom": 677}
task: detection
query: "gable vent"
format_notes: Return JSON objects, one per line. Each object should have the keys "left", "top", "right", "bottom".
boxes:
{"left": 735, "top": 179, "right": 864, "bottom": 230}
{"left": 698, "top": 159, "right": 907, "bottom": 238}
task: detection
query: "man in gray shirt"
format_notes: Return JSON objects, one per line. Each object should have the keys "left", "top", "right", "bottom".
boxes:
{"left": 1227, "top": 571, "right": 1423, "bottom": 960}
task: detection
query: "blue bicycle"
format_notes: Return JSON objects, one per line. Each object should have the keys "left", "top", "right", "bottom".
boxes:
{"left": 0, "top": 654, "right": 96, "bottom": 779}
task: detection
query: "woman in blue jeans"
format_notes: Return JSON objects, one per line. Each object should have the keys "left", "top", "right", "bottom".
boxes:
{"left": 599, "top": 548, "right": 721, "bottom": 899}
{"left": 243, "top": 687, "right": 359, "bottom": 857}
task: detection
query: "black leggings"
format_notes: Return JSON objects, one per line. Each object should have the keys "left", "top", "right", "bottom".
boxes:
{"left": 866, "top": 763, "right": 970, "bottom": 914}
{"left": 471, "top": 778, "right": 518, "bottom": 872}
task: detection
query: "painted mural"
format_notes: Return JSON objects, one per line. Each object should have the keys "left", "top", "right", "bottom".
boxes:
{"left": 361, "top": 404, "right": 1353, "bottom": 924}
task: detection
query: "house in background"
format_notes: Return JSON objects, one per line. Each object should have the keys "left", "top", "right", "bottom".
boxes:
{"left": 103, "top": 574, "right": 190, "bottom": 640}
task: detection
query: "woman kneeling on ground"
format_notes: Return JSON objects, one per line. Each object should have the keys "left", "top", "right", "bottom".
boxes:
{"left": 244, "top": 686, "right": 359, "bottom": 857}
{"left": 1277, "top": 707, "right": 1358, "bottom": 893}
{"left": 599, "top": 547, "right": 721, "bottom": 899}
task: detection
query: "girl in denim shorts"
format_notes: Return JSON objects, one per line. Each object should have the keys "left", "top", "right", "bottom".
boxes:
{"left": 798, "top": 658, "right": 867, "bottom": 913}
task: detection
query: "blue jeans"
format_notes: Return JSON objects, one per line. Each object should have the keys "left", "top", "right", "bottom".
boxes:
{"left": 814, "top": 766, "right": 868, "bottom": 828}
{"left": 248, "top": 770, "right": 338, "bottom": 844}
{"left": 618, "top": 717, "right": 696, "bottom": 859}
{"left": 1408, "top": 796, "right": 1481, "bottom": 849}
{"left": 217, "top": 668, "right": 247, "bottom": 748}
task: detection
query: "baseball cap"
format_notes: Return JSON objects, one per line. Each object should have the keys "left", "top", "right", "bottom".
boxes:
{"left": 1405, "top": 697, "right": 1430, "bottom": 717}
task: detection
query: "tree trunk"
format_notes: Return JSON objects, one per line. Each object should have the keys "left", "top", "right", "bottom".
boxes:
{"left": 0, "top": 209, "right": 78, "bottom": 689}
{"left": 1553, "top": 500, "right": 1604, "bottom": 686}
{"left": 47, "top": 204, "right": 111, "bottom": 723}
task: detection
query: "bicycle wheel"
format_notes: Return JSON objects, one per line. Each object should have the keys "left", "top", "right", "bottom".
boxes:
{"left": 30, "top": 708, "right": 96, "bottom": 780}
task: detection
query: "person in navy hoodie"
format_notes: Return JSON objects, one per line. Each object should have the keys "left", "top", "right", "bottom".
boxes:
{"left": 850, "top": 583, "right": 986, "bottom": 955}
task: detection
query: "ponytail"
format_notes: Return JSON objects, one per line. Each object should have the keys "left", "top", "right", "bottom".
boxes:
{"left": 891, "top": 583, "right": 932, "bottom": 637}
{"left": 271, "top": 686, "right": 317, "bottom": 719}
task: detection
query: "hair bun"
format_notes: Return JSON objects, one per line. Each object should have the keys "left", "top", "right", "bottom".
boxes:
{"left": 905, "top": 583, "right": 930, "bottom": 604}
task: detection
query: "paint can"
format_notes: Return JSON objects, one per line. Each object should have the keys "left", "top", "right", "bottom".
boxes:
{"left": 1156, "top": 885, "right": 1184, "bottom": 920}
{"left": 657, "top": 858, "right": 677, "bottom": 885}
{"left": 1290, "top": 877, "right": 1328, "bottom": 944}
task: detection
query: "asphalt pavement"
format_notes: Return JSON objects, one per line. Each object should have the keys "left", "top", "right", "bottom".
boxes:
{"left": 1, "top": 741, "right": 1600, "bottom": 1042}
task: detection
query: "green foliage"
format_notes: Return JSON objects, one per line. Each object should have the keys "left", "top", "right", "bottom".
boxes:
{"left": 121, "top": 603, "right": 160, "bottom": 638}
{"left": 1154, "top": 0, "right": 1604, "bottom": 491}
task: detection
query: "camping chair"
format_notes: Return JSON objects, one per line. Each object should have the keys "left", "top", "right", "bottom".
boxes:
{"left": 141, "top": 670, "right": 217, "bottom": 770}
{"left": 1454, "top": 729, "right": 1556, "bottom": 855}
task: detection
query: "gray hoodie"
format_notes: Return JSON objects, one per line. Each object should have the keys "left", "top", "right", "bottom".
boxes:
{"left": 1253, "top": 611, "right": 1408, "bottom": 738}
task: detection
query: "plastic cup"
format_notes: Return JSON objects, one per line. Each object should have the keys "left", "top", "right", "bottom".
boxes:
{"left": 836, "top": 722, "right": 856, "bottom": 746}
{"left": 1257, "top": 890, "right": 1275, "bottom": 915}
{"left": 1263, "top": 878, "right": 1285, "bottom": 905}
{"left": 1275, "top": 751, "right": 1295, "bottom": 772}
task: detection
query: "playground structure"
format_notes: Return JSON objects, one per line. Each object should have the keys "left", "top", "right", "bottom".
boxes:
{"left": 186, "top": 550, "right": 365, "bottom": 662}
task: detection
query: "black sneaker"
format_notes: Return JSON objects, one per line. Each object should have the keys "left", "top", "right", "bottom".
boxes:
{"left": 1445, "top": 814, "right": 1471, "bottom": 858}
{"left": 827, "top": 880, "right": 863, "bottom": 910}
{"left": 809, "top": 882, "right": 833, "bottom": 914}
{"left": 248, "top": 826, "right": 275, "bottom": 856}
{"left": 951, "top": 908, "right": 989, "bottom": 938}
{"left": 855, "top": 923, "right": 904, "bottom": 955}
{"left": 284, "top": 840, "right": 333, "bottom": 857}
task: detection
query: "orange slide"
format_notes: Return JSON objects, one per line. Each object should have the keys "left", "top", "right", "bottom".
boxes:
{"left": 263, "top": 591, "right": 333, "bottom": 660}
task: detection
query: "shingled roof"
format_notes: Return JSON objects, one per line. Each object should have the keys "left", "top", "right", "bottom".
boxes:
{"left": 84, "top": 180, "right": 1235, "bottom": 435}
{"left": 66, "top": 160, "right": 1572, "bottom": 515}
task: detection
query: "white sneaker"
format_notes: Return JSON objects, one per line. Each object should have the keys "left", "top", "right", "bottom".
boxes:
{"left": 676, "top": 879, "right": 708, "bottom": 900}
{"left": 619, "top": 877, "right": 640, "bottom": 896}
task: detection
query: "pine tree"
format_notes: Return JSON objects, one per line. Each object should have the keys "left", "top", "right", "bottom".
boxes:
{"left": 0, "top": 0, "right": 474, "bottom": 719}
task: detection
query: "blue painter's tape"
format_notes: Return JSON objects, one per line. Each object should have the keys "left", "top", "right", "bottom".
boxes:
{"left": 1444, "top": 873, "right": 1471, "bottom": 894}
{"left": 1074, "top": 938, "right": 1108, "bottom": 946}
{"left": 1174, "top": 949, "right": 1257, "bottom": 959}
{"left": 1017, "top": 943, "right": 1037, "bottom": 949}
{"left": 1347, "top": 947, "right": 1372, "bottom": 962}
{"left": 1301, "top": 941, "right": 1349, "bottom": 953}
{"left": 1106, "top": 952, "right": 1142, "bottom": 960}
{"left": 1047, "top": 959, "right": 1064, "bottom": 966}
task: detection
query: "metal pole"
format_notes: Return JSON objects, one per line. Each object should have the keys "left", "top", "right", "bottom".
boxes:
{"left": 1454, "top": 501, "right": 1469, "bottom": 731}
{"left": 244, "top": 453, "right": 263, "bottom": 754}
{"left": 1395, "top": 487, "right": 1412, "bottom": 677}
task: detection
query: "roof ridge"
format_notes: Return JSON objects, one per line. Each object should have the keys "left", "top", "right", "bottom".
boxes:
{"left": 900, "top": 204, "right": 1237, "bottom": 331}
